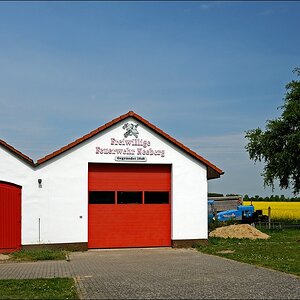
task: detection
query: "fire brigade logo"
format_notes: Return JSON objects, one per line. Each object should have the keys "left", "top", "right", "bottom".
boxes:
{"left": 123, "top": 122, "right": 139, "bottom": 138}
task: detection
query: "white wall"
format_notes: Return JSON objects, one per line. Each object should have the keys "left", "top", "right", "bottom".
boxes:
{"left": 0, "top": 117, "right": 208, "bottom": 245}
{"left": 0, "top": 147, "right": 39, "bottom": 244}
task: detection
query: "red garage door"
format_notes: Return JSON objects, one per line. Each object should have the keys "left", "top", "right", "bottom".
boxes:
{"left": 88, "top": 164, "right": 171, "bottom": 248}
{"left": 0, "top": 182, "right": 21, "bottom": 253}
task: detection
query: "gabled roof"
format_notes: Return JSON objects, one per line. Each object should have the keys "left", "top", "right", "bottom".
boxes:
{"left": 0, "top": 111, "right": 223, "bottom": 179}
{"left": 0, "top": 139, "right": 34, "bottom": 166}
{"left": 36, "top": 111, "right": 224, "bottom": 179}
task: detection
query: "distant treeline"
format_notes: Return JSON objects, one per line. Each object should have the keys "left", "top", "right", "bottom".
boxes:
{"left": 208, "top": 193, "right": 300, "bottom": 202}
{"left": 244, "top": 195, "right": 300, "bottom": 202}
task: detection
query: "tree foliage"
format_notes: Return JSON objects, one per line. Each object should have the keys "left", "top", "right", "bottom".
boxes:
{"left": 245, "top": 68, "right": 300, "bottom": 195}
{"left": 208, "top": 193, "right": 224, "bottom": 197}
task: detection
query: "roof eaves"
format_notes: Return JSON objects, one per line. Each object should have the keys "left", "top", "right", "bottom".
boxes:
{"left": 0, "top": 139, "right": 34, "bottom": 166}
{"left": 36, "top": 111, "right": 133, "bottom": 165}
{"left": 128, "top": 112, "right": 224, "bottom": 178}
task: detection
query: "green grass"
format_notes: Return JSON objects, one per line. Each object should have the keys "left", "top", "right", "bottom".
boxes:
{"left": 195, "top": 228, "right": 300, "bottom": 276}
{"left": 0, "top": 278, "right": 78, "bottom": 299}
{"left": 271, "top": 217, "right": 300, "bottom": 224}
{"left": 9, "top": 249, "right": 68, "bottom": 261}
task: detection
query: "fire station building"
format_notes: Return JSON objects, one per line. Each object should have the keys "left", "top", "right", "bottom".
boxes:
{"left": 0, "top": 111, "right": 223, "bottom": 252}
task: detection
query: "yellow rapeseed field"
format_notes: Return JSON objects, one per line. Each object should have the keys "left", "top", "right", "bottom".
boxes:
{"left": 243, "top": 201, "right": 300, "bottom": 220}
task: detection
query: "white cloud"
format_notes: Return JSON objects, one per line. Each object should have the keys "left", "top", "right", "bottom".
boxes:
{"left": 183, "top": 133, "right": 294, "bottom": 197}
{"left": 259, "top": 9, "right": 275, "bottom": 16}
{"left": 183, "top": 133, "right": 246, "bottom": 154}
{"left": 199, "top": 4, "right": 211, "bottom": 11}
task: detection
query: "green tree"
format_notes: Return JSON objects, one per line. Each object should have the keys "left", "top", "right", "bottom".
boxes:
{"left": 245, "top": 68, "right": 300, "bottom": 195}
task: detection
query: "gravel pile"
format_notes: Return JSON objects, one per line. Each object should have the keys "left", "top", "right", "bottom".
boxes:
{"left": 209, "top": 224, "right": 270, "bottom": 240}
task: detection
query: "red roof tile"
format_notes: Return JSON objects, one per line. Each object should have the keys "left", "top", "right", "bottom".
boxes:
{"left": 37, "top": 111, "right": 224, "bottom": 179}
{"left": 0, "top": 139, "right": 34, "bottom": 166}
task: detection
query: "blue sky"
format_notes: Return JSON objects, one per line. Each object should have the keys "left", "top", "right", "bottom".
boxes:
{"left": 0, "top": 1, "right": 299, "bottom": 197}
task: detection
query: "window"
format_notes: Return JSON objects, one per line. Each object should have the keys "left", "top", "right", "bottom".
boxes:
{"left": 89, "top": 191, "right": 115, "bottom": 204}
{"left": 89, "top": 191, "right": 170, "bottom": 205}
{"left": 144, "top": 192, "right": 169, "bottom": 204}
{"left": 117, "top": 192, "right": 142, "bottom": 204}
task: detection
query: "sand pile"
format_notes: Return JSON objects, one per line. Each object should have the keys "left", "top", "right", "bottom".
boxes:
{"left": 0, "top": 254, "right": 10, "bottom": 261}
{"left": 209, "top": 224, "right": 270, "bottom": 240}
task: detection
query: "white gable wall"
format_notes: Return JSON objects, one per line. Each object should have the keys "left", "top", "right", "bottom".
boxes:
{"left": 0, "top": 147, "right": 39, "bottom": 244}
{"left": 0, "top": 117, "right": 208, "bottom": 246}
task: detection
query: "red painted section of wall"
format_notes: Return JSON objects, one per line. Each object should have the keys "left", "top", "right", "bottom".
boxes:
{"left": 88, "top": 164, "right": 171, "bottom": 248}
{"left": 0, "top": 182, "right": 21, "bottom": 253}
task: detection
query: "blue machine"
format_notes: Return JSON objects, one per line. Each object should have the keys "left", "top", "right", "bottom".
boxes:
{"left": 217, "top": 205, "right": 255, "bottom": 222}
{"left": 208, "top": 199, "right": 256, "bottom": 223}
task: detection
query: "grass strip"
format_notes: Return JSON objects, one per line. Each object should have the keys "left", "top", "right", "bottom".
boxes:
{"left": 195, "top": 228, "right": 300, "bottom": 276}
{"left": 0, "top": 278, "right": 78, "bottom": 299}
{"left": 9, "top": 249, "right": 67, "bottom": 261}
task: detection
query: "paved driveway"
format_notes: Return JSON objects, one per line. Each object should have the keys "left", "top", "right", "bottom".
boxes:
{"left": 0, "top": 248, "right": 299, "bottom": 299}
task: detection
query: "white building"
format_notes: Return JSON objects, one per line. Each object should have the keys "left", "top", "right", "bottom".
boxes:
{"left": 0, "top": 111, "right": 223, "bottom": 252}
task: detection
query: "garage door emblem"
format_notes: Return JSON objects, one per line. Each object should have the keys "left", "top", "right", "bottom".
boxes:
{"left": 123, "top": 122, "right": 139, "bottom": 138}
